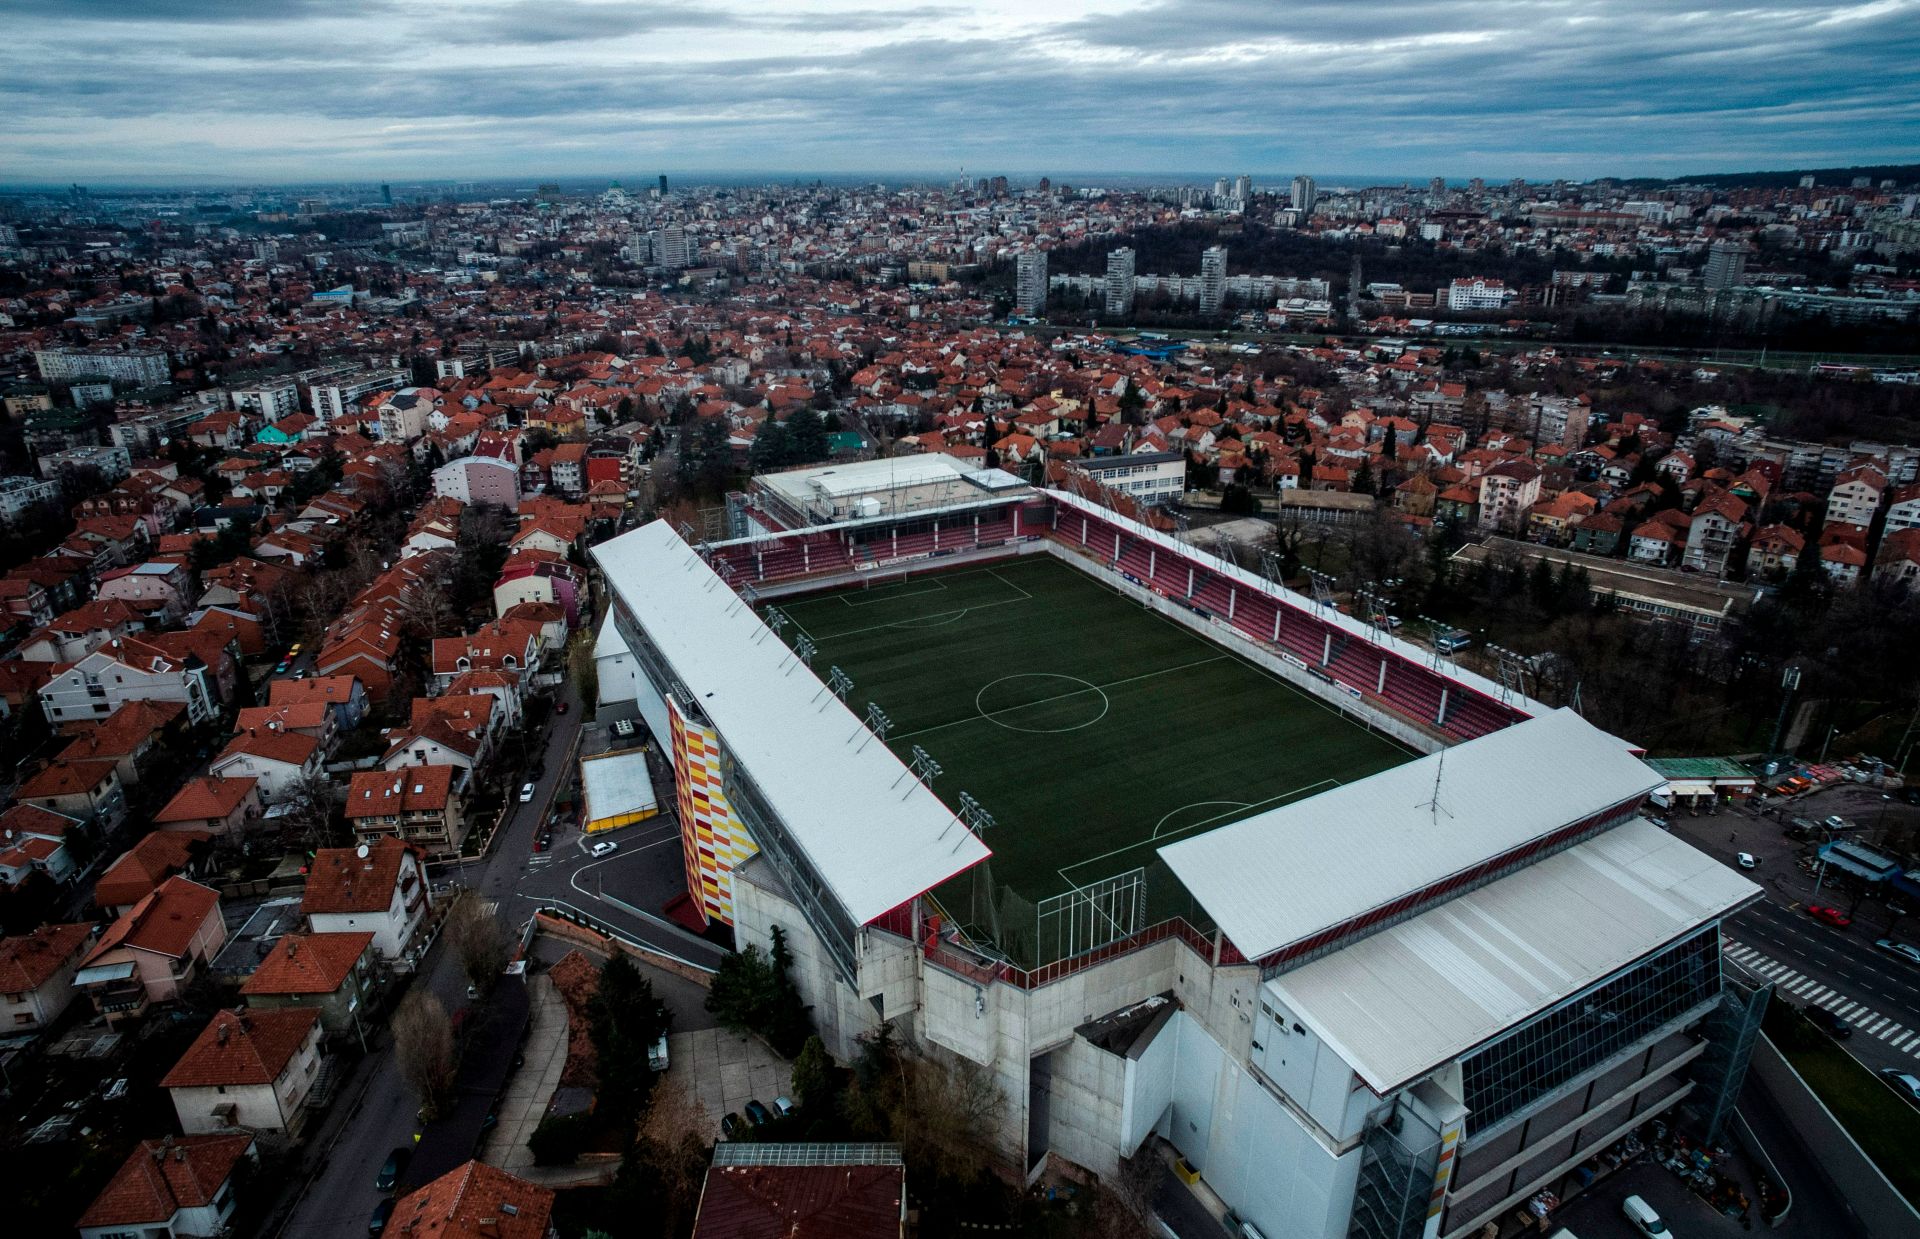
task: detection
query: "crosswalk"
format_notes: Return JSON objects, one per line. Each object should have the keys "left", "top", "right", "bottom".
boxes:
{"left": 1724, "top": 940, "right": 1920, "bottom": 1059}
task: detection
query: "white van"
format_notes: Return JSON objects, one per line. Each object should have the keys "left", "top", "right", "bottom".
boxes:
{"left": 1621, "top": 1194, "right": 1669, "bottom": 1236}
{"left": 648, "top": 1035, "right": 669, "bottom": 1072}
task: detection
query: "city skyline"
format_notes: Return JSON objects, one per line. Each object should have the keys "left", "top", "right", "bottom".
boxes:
{"left": 3, "top": 0, "right": 1917, "bottom": 184}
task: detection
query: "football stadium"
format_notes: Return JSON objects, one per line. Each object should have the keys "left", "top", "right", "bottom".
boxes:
{"left": 774, "top": 554, "right": 1414, "bottom": 965}
{"left": 594, "top": 457, "right": 1768, "bottom": 1239}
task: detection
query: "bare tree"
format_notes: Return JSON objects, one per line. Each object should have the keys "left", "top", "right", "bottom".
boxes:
{"left": 638, "top": 1076, "right": 711, "bottom": 1226}
{"left": 276, "top": 770, "right": 341, "bottom": 852}
{"left": 392, "top": 990, "right": 456, "bottom": 1119}
{"left": 896, "top": 1049, "right": 1006, "bottom": 1184}
{"left": 444, "top": 896, "right": 512, "bottom": 995}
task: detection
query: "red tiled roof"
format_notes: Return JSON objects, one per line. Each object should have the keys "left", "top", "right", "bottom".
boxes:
{"left": 390, "top": 1160, "right": 555, "bottom": 1239}
{"left": 87, "top": 876, "right": 221, "bottom": 963}
{"left": 77, "top": 1134, "right": 256, "bottom": 1230}
{"left": 302, "top": 836, "right": 419, "bottom": 916}
{"left": 95, "top": 830, "right": 211, "bottom": 909}
{"left": 345, "top": 765, "right": 457, "bottom": 817}
{"left": 154, "top": 775, "right": 259, "bottom": 824}
{"left": 241, "top": 931, "right": 374, "bottom": 996}
{"left": 17, "top": 757, "right": 117, "bottom": 800}
{"left": 0, "top": 922, "right": 94, "bottom": 993}
{"left": 160, "top": 1007, "right": 320, "bottom": 1088}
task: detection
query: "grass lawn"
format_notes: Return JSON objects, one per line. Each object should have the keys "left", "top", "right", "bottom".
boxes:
{"left": 780, "top": 554, "right": 1413, "bottom": 962}
{"left": 1764, "top": 1003, "right": 1920, "bottom": 1207}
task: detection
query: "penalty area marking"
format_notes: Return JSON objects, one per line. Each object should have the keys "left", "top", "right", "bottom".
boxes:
{"left": 1056, "top": 777, "right": 1344, "bottom": 889}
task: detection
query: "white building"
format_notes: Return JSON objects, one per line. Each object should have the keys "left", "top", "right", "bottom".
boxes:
{"left": 746, "top": 453, "right": 1027, "bottom": 529}
{"left": 35, "top": 347, "right": 170, "bottom": 387}
{"left": 228, "top": 378, "right": 301, "bottom": 422}
{"left": 162, "top": 1007, "right": 325, "bottom": 1135}
{"left": 40, "top": 641, "right": 220, "bottom": 726}
{"left": 1446, "top": 278, "right": 1512, "bottom": 312}
{"left": 1291, "top": 175, "right": 1318, "bottom": 214}
{"left": 1016, "top": 251, "right": 1049, "bottom": 316}
{"left": 1105, "top": 247, "right": 1137, "bottom": 318}
{"left": 433, "top": 452, "right": 521, "bottom": 507}
{"left": 1199, "top": 246, "right": 1229, "bottom": 316}
{"left": 310, "top": 367, "right": 407, "bottom": 425}
{"left": 0, "top": 474, "right": 61, "bottom": 526}
{"left": 1070, "top": 450, "right": 1187, "bottom": 507}
{"left": 301, "top": 838, "right": 431, "bottom": 961}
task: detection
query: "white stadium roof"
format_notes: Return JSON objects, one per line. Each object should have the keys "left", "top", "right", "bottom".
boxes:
{"left": 1266, "top": 817, "right": 1760, "bottom": 1093}
{"left": 1157, "top": 708, "right": 1663, "bottom": 962}
{"left": 593, "top": 520, "right": 991, "bottom": 925}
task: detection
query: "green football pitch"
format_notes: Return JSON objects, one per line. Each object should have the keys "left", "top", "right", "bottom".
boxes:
{"left": 777, "top": 554, "right": 1415, "bottom": 956}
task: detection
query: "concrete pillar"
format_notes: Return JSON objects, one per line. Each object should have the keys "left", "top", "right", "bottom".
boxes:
{"left": 1437, "top": 686, "right": 1450, "bottom": 725}
{"left": 1323, "top": 631, "right": 1332, "bottom": 665}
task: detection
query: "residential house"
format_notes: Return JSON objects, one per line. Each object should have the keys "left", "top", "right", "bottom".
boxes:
{"left": 77, "top": 876, "right": 226, "bottom": 1023}
{"left": 16, "top": 756, "right": 126, "bottom": 830}
{"left": 154, "top": 776, "right": 264, "bottom": 837}
{"left": 1874, "top": 528, "right": 1920, "bottom": 593}
{"left": 346, "top": 765, "right": 468, "bottom": 857}
{"left": 96, "top": 561, "right": 195, "bottom": 625}
{"left": 0, "top": 802, "right": 86, "bottom": 888}
{"left": 269, "top": 675, "right": 369, "bottom": 731}
{"left": 39, "top": 637, "right": 220, "bottom": 727}
{"left": 1825, "top": 463, "right": 1886, "bottom": 530}
{"left": 161, "top": 1007, "right": 326, "bottom": 1136}
{"left": 239, "top": 931, "right": 377, "bottom": 1039}
{"left": 76, "top": 1134, "right": 259, "bottom": 1239}
{"left": 209, "top": 728, "right": 322, "bottom": 802}
{"left": 1475, "top": 460, "right": 1542, "bottom": 533}
{"left": 1821, "top": 539, "right": 1868, "bottom": 587}
{"left": 1568, "top": 511, "right": 1624, "bottom": 555}
{"left": 492, "top": 552, "right": 583, "bottom": 627}
{"left": 388, "top": 1160, "right": 556, "bottom": 1239}
{"left": 1682, "top": 492, "right": 1749, "bottom": 574}
{"left": 1885, "top": 482, "right": 1920, "bottom": 534}
{"left": 1746, "top": 525, "right": 1804, "bottom": 578}
{"left": 96, "top": 830, "right": 214, "bottom": 915}
{"left": 1628, "top": 511, "right": 1691, "bottom": 567}
{"left": 301, "top": 838, "right": 430, "bottom": 961}
{"left": 0, "top": 921, "right": 94, "bottom": 1033}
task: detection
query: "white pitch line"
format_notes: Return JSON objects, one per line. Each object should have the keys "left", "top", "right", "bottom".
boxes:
{"left": 889, "top": 655, "right": 1231, "bottom": 743}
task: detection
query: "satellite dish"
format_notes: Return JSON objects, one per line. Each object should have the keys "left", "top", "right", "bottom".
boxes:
{"left": 356, "top": 843, "right": 370, "bottom": 859}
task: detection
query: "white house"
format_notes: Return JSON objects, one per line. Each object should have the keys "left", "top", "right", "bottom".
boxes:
{"left": 301, "top": 838, "right": 431, "bottom": 960}
{"left": 209, "top": 729, "right": 323, "bottom": 802}
{"left": 0, "top": 921, "right": 94, "bottom": 1034}
{"left": 77, "top": 1134, "right": 259, "bottom": 1239}
{"left": 162, "top": 1007, "right": 325, "bottom": 1136}
{"left": 39, "top": 640, "right": 219, "bottom": 727}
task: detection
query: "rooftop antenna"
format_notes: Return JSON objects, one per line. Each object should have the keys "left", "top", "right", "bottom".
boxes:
{"left": 1416, "top": 748, "right": 1453, "bottom": 823}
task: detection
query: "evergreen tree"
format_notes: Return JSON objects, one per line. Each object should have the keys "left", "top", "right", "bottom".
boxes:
{"left": 788, "top": 409, "right": 829, "bottom": 463}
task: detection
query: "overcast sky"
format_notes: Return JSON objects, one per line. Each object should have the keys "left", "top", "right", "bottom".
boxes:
{"left": 2, "top": 0, "right": 1916, "bottom": 185}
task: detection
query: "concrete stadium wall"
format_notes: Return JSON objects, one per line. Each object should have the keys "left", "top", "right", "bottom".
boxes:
{"left": 1747, "top": 1034, "right": 1920, "bottom": 1239}
{"left": 1049, "top": 544, "right": 1442, "bottom": 754}
{"left": 749, "top": 538, "right": 1047, "bottom": 600}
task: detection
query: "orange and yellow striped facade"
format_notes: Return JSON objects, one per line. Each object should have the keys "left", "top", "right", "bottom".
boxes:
{"left": 668, "top": 697, "right": 757, "bottom": 927}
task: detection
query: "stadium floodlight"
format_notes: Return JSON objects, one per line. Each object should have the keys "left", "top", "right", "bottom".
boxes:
{"left": 1305, "top": 568, "right": 1337, "bottom": 611}
{"left": 793, "top": 634, "right": 817, "bottom": 668}
{"left": 763, "top": 607, "right": 789, "bottom": 637}
{"left": 818, "top": 665, "right": 854, "bottom": 708}
{"left": 957, "top": 790, "right": 996, "bottom": 838}
{"left": 898, "top": 744, "right": 943, "bottom": 794}
{"left": 854, "top": 702, "right": 892, "bottom": 752}
{"left": 676, "top": 520, "right": 698, "bottom": 545}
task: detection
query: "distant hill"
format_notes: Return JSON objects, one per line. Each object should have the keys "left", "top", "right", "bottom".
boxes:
{"left": 1630, "top": 164, "right": 1920, "bottom": 190}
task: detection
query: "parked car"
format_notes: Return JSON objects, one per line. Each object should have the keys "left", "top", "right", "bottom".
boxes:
{"left": 1735, "top": 852, "right": 1756, "bottom": 869}
{"left": 1621, "top": 1194, "right": 1669, "bottom": 1237}
{"left": 1805, "top": 904, "right": 1852, "bottom": 928}
{"left": 648, "top": 1035, "right": 669, "bottom": 1073}
{"left": 720, "top": 1111, "right": 743, "bottom": 1139}
{"left": 556, "top": 701, "right": 569, "bottom": 714}
{"left": 773, "top": 1096, "right": 795, "bottom": 1119}
{"left": 744, "top": 1099, "right": 772, "bottom": 1126}
{"left": 274, "top": 661, "right": 290, "bottom": 674}
{"left": 369, "top": 1197, "right": 395, "bottom": 1235}
{"left": 1882, "top": 1069, "right": 1920, "bottom": 1105}
{"left": 519, "top": 782, "right": 537, "bottom": 803}
{"left": 1876, "top": 938, "right": 1920, "bottom": 965}
{"left": 1804, "top": 1005, "right": 1854, "bottom": 1039}
{"left": 1824, "top": 814, "right": 1850, "bottom": 830}
{"left": 100, "top": 1078, "right": 128, "bottom": 1101}
{"left": 591, "top": 840, "right": 618, "bottom": 858}
{"left": 376, "top": 1147, "right": 411, "bottom": 1192}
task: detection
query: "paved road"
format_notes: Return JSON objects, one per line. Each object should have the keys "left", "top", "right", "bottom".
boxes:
{"left": 1670, "top": 795, "right": 1920, "bottom": 1077}
{"left": 276, "top": 681, "right": 725, "bottom": 1239}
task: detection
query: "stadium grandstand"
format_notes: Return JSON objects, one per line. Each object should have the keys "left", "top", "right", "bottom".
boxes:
{"left": 593, "top": 464, "right": 1769, "bottom": 1239}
